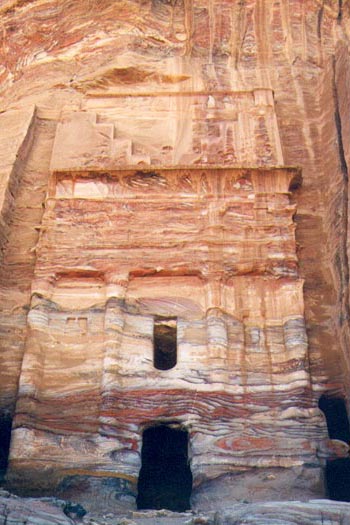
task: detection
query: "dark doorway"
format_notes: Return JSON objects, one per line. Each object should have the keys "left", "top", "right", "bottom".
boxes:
{"left": 319, "top": 395, "right": 350, "bottom": 501}
{"left": 319, "top": 395, "right": 350, "bottom": 443}
{"left": 153, "top": 317, "right": 177, "bottom": 371}
{"left": 326, "top": 459, "right": 350, "bottom": 501}
{"left": 137, "top": 425, "right": 192, "bottom": 511}
{"left": 0, "top": 414, "right": 12, "bottom": 481}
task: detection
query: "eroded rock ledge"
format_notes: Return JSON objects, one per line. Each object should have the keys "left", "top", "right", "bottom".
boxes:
{"left": 0, "top": 490, "right": 350, "bottom": 525}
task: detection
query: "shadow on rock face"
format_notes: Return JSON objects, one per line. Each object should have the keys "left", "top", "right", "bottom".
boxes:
{"left": 63, "top": 502, "right": 86, "bottom": 520}
{"left": 57, "top": 476, "right": 137, "bottom": 515}
{"left": 137, "top": 425, "right": 192, "bottom": 512}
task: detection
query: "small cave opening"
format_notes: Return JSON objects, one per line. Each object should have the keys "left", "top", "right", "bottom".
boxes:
{"left": 153, "top": 317, "right": 177, "bottom": 371}
{"left": 319, "top": 395, "right": 350, "bottom": 442}
{"left": 136, "top": 425, "right": 192, "bottom": 511}
{"left": 326, "top": 459, "right": 350, "bottom": 501}
{"left": 319, "top": 394, "right": 350, "bottom": 501}
{"left": 0, "top": 414, "right": 12, "bottom": 480}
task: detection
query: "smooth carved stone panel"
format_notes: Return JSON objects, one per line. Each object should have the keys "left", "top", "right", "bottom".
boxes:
{"left": 50, "top": 90, "right": 284, "bottom": 170}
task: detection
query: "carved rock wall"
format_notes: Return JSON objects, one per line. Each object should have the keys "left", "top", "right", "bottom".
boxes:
{"left": 8, "top": 163, "right": 326, "bottom": 505}
{"left": 0, "top": 112, "right": 57, "bottom": 412}
{"left": 0, "top": 0, "right": 349, "bottom": 403}
{"left": 0, "top": 0, "right": 349, "bottom": 512}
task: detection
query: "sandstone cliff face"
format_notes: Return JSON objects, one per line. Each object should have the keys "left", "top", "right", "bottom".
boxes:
{"left": 0, "top": 0, "right": 350, "bottom": 513}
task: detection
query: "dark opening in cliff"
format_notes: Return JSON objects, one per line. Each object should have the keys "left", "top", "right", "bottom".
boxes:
{"left": 319, "top": 395, "right": 350, "bottom": 442}
{"left": 319, "top": 395, "right": 350, "bottom": 501}
{"left": 0, "top": 414, "right": 12, "bottom": 477}
{"left": 137, "top": 425, "right": 192, "bottom": 511}
{"left": 326, "top": 459, "right": 350, "bottom": 501}
{"left": 153, "top": 317, "right": 177, "bottom": 370}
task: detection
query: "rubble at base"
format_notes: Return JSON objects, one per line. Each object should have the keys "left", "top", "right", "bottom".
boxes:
{"left": 0, "top": 490, "right": 350, "bottom": 525}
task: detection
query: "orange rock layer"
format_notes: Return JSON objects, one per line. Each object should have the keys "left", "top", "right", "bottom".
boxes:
{"left": 0, "top": 0, "right": 349, "bottom": 511}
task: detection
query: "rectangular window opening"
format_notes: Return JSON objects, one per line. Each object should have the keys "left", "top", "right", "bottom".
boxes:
{"left": 154, "top": 317, "right": 177, "bottom": 370}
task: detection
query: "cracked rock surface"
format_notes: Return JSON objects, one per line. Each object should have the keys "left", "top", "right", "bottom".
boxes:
{"left": 1, "top": 492, "right": 350, "bottom": 525}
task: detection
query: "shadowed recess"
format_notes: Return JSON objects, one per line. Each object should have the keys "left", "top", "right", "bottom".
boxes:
{"left": 0, "top": 414, "right": 12, "bottom": 476}
{"left": 319, "top": 395, "right": 350, "bottom": 501}
{"left": 137, "top": 425, "right": 192, "bottom": 511}
{"left": 153, "top": 317, "right": 177, "bottom": 371}
{"left": 318, "top": 395, "right": 350, "bottom": 442}
{"left": 326, "top": 459, "right": 350, "bottom": 501}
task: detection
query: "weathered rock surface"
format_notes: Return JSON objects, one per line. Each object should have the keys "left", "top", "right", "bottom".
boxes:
{"left": 215, "top": 500, "right": 350, "bottom": 525}
{"left": 0, "top": 0, "right": 350, "bottom": 517}
{"left": 7, "top": 158, "right": 326, "bottom": 504}
{"left": 1, "top": 492, "right": 350, "bottom": 525}
{"left": 0, "top": 490, "right": 74, "bottom": 525}
{"left": 0, "top": 0, "right": 349, "bottom": 403}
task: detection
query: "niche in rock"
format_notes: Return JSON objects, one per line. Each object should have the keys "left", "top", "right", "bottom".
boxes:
{"left": 319, "top": 395, "right": 350, "bottom": 442}
{"left": 137, "top": 425, "right": 192, "bottom": 511}
{"left": 153, "top": 317, "right": 177, "bottom": 370}
{"left": 0, "top": 414, "right": 12, "bottom": 478}
{"left": 319, "top": 395, "right": 350, "bottom": 501}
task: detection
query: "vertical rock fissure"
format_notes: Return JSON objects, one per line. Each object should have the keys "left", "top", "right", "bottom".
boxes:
{"left": 0, "top": 414, "right": 12, "bottom": 480}
{"left": 332, "top": 55, "right": 350, "bottom": 328}
{"left": 184, "top": 0, "right": 194, "bottom": 56}
{"left": 233, "top": 0, "right": 245, "bottom": 69}
{"left": 337, "top": 0, "right": 343, "bottom": 22}
{"left": 317, "top": 2, "right": 324, "bottom": 40}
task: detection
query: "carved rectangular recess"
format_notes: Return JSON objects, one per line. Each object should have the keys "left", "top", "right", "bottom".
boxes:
{"left": 153, "top": 317, "right": 177, "bottom": 371}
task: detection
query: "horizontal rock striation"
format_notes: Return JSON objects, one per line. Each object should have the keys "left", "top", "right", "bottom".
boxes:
{"left": 7, "top": 161, "right": 327, "bottom": 507}
{"left": 0, "top": 114, "right": 56, "bottom": 414}
{"left": 0, "top": 0, "right": 349, "bottom": 515}
{"left": 2, "top": 492, "right": 350, "bottom": 525}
